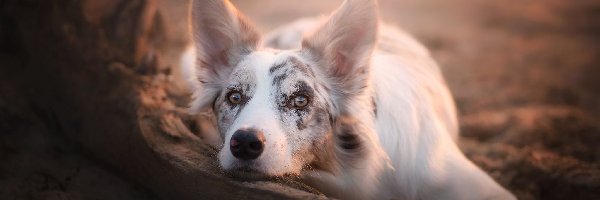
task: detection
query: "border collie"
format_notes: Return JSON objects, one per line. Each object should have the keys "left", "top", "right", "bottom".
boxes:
{"left": 181, "top": 0, "right": 516, "bottom": 199}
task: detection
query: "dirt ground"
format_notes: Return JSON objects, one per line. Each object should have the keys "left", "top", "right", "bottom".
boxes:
{"left": 1, "top": 0, "right": 599, "bottom": 199}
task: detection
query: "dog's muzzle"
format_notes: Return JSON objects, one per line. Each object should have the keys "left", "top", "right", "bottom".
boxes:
{"left": 230, "top": 128, "right": 265, "bottom": 160}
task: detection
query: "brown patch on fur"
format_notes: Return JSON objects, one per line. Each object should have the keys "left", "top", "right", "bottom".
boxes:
{"left": 304, "top": 115, "right": 369, "bottom": 174}
{"left": 332, "top": 116, "right": 368, "bottom": 170}
{"left": 305, "top": 131, "right": 337, "bottom": 174}
{"left": 335, "top": 117, "right": 364, "bottom": 153}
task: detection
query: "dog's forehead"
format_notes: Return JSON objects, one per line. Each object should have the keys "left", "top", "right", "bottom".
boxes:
{"left": 232, "top": 50, "right": 312, "bottom": 82}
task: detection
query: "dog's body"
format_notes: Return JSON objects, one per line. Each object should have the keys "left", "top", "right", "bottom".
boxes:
{"left": 183, "top": 0, "right": 515, "bottom": 199}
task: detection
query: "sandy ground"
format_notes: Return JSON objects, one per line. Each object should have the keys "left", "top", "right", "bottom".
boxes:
{"left": 1, "top": 0, "right": 599, "bottom": 199}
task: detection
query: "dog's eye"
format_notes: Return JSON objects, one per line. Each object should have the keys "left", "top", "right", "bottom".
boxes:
{"left": 292, "top": 95, "right": 309, "bottom": 108}
{"left": 227, "top": 92, "right": 243, "bottom": 104}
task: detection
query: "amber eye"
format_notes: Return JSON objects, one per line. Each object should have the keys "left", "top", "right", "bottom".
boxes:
{"left": 292, "top": 95, "right": 309, "bottom": 108}
{"left": 228, "top": 92, "right": 242, "bottom": 104}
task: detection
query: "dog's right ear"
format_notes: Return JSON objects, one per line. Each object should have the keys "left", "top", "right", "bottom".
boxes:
{"left": 301, "top": 0, "right": 378, "bottom": 112}
{"left": 189, "top": 0, "right": 259, "bottom": 111}
{"left": 191, "top": 0, "right": 260, "bottom": 84}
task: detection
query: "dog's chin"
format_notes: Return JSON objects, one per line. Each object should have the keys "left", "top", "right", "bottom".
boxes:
{"left": 224, "top": 164, "right": 300, "bottom": 181}
{"left": 225, "top": 167, "right": 270, "bottom": 181}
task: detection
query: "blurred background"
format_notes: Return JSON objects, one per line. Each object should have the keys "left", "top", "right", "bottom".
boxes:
{"left": 1, "top": 0, "right": 599, "bottom": 199}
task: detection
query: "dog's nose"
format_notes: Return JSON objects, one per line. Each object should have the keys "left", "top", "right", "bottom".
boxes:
{"left": 230, "top": 128, "right": 265, "bottom": 160}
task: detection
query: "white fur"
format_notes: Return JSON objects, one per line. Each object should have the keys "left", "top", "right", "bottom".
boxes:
{"left": 183, "top": 0, "right": 515, "bottom": 199}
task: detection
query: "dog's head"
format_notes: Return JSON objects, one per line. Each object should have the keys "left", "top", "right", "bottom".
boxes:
{"left": 189, "top": 0, "right": 378, "bottom": 177}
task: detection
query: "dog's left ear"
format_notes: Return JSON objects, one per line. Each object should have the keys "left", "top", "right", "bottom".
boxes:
{"left": 191, "top": 0, "right": 260, "bottom": 71}
{"left": 190, "top": 0, "right": 260, "bottom": 111}
{"left": 302, "top": 0, "right": 378, "bottom": 98}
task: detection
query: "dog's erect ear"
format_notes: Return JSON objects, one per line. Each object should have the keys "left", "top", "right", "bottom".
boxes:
{"left": 189, "top": 0, "right": 259, "bottom": 112}
{"left": 191, "top": 0, "right": 260, "bottom": 83}
{"left": 302, "top": 0, "right": 378, "bottom": 97}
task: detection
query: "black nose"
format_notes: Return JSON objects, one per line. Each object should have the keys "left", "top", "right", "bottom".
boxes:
{"left": 230, "top": 128, "right": 265, "bottom": 160}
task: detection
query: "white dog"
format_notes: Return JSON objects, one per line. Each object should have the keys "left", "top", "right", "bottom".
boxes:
{"left": 182, "top": 0, "right": 516, "bottom": 199}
